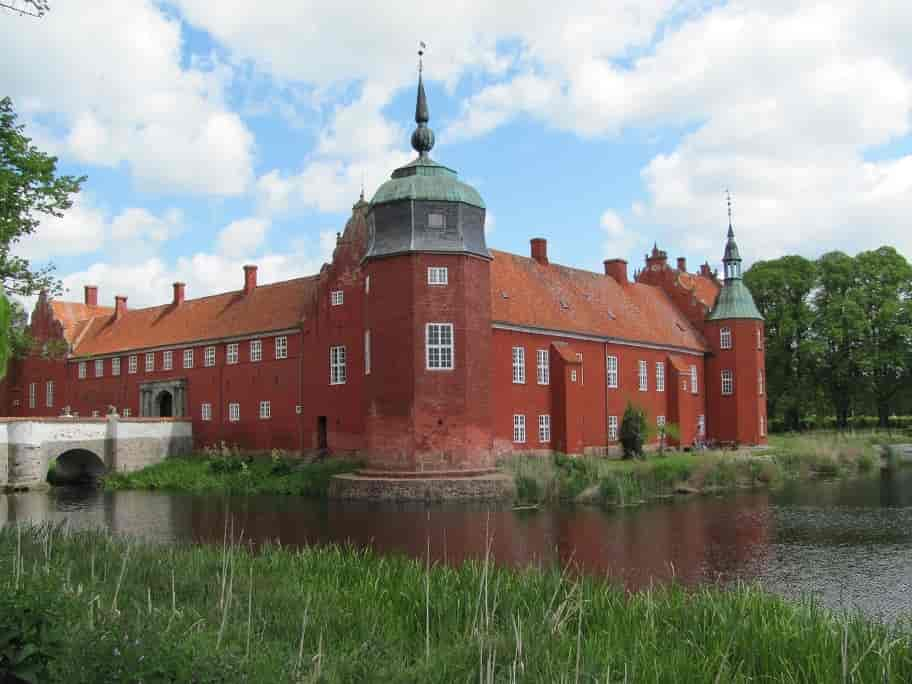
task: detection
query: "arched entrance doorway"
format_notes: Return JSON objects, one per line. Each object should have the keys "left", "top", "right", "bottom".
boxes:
{"left": 50, "top": 448, "right": 106, "bottom": 485}
{"left": 156, "top": 390, "right": 173, "bottom": 417}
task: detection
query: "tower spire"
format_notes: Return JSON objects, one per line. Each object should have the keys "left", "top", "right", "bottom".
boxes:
{"left": 722, "top": 189, "right": 742, "bottom": 280}
{"left": 726, "top": 188, "right": 734, "bottom": 238}
{"left": 410, "top": 42, "right": 435, "bottom": 158}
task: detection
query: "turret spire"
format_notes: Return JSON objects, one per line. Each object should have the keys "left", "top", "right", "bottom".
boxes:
{"left": 722, "top": 189, "right": 742, "bottom": 280}
{"left": 410, "top": 42, "right": 435, "bottom": 158}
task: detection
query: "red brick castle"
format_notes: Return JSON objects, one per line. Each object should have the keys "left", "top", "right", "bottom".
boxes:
{"left": 1, "top": 69, "right": 767, "bottom": 469}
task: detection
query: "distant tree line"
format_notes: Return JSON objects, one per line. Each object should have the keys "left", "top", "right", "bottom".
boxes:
{"left": 744, "top": 247, "right": 912, "bottom": 430}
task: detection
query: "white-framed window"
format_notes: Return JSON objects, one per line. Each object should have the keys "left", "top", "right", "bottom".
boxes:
{"left": 757, "top": 327, "right": 763, "bottom": 350}
{"left": 512, "top": 346, "right": 526, "bottom": 384}
{"left": 163, "top": 351, "right": 172, "bottom": 371}
{"left": 758, "top": 369, "right": 764, "bottom": 395}
{"left": 656, "top": 362, "right": 665, "bottom": 392}
{"left": 538, "top": 414, "right": 551, "bottom": 443}
{"left": 112, "top": 357, "right": 121, "bottom": 376}
{"left": 78, "top": 362, "right": 87, "bottom": 379}
{"left": 427, "top": 267, "right": 448, "bottom": 285}
{"left": 365, "top": 275, "right": 370, "bottom": 294}
{"left": 607, "top": 355, "right": 618, "bottom": 388}
{"left": 721, "top": 369, "right": 734, "bottom": 395}
{"left": 275, "top": 336, "right": 288, "bottom": 360}
{"left": 576, "top": 352, "right": 584, "bottom": 384}
{"left": 183, "top": 349, "right": 194, "bottom": 369}
{"left": 123, "top": 408, "right": 131, "bottom": 417}
{"left": 45, "top": 380, "right": 54, "bottom": 408}
{"left": 28, "top": 382, "right": 36, "bottom": 409}
{"left": 330, "top": 345, "right": 347, "bottom": 385}
{"left": 608, "top": 415, "right": 619, "bottom": 441}
{"left": 204, "top": 346, "right": 216, "bottom": 367}
{"left": 201, "top": 403, "right": 212, "bottom": 421}
{"left": 571, "top": 369, "right": 578, "bottom": 382}
{"left": 536, "top": 349, "right": 549, "bottom": 385}
{"left": 760, "top": 414, "right": 767, "bottom": 436}
{"left": 145, "top": 352, "right": 154, "bottom": 372}
{"left": 92, "top": 410, "right": 99, "bottom": 418}
{"left": 227, "top": 343, "right": 238, "bottom": 365}
{"left": 259, "top": 400, "right": 271, "bottom": 419}
{"left": 690, "top": 364, "right": 698, "bottom": 394}
{"left": 228, "top": 402, "right": 240, "bottom": 422}
{"left": 657, "top": 415, "right": 666, "bottom": 428}
{"left": 331, "top": 290, "right": 344, "bottom": 306}
{"left": 95, "top": 359, "right": 104, "bottom": 378}
{"left": 425, "top": 323, "right": 454, "bottom": 370}
{"left": 128, "top": 355, "right": 137, "bottom": 374}
{"left": 250, "top": 339, "right": 262, "bottom": 363}
{"left": 698, "top": 414, "right": 706, "bottom": 437}
{"left": 364, "top": 330, "right": 371, "bottom": 375}
{"left": 428, "top": 212, "right": 445, "bottom": 230}
{"left": 638, "top": 360, "right": 648, "bottom": 391}
{"left": 513, "top": 414, "right": 526, "bottom": 443}
{"left": 720, "top": 327, "right": 732, "bottom": 350}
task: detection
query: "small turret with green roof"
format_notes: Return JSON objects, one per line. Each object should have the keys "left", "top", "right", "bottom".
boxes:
{"left": 365, "top": 48, "right": 489, "bottom": 260}
{"left": 707, "top": 196, "right": 763, "bottom": 321}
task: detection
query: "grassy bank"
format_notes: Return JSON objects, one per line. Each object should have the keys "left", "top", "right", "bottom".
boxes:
{"left": 104, "top": 449, "right": 359, "bottom": 497}
{"left": 2, "top": 524, "right": 910, "bottom": 683}
{"left": 504, "top": 431, "right": 892, "bottom": 506}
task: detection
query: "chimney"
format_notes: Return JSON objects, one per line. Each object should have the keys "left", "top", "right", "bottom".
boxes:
{"left": 603, "top": 259, "right": 628, "bottom": 285}
{"left": 114, "top": 296, "right": 128, "bottom": 320}
{"left": 677, "top": 257, "right": 687, "bottom": 272}
{"left": 243, "top": 265, "right": 258, "bottom": 294}
{"left": 530, "top": 238, "right": 548, "bottom": 265}
{"left": 172, "top": 282, "right": 185, "bottom": 306}
{"left": 700, "top": 262, "right": 712, "bottom": 277}
{"left": 84, "top": 285, "right": 98, "bottom": 307}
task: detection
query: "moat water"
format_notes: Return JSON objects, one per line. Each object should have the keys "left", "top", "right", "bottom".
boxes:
{"left": 3, "top": 469, "right": 911, "bottom": 621}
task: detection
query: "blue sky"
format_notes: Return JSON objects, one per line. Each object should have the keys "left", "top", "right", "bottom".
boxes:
{"left": 3, "top": 0, "right": 912, "bottom": 309}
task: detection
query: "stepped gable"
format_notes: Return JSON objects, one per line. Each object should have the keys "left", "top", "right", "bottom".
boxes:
{"left": 49, "top": 302, "right": 115, "bottom": 342}
{"left": 489, "top": 249, "right": 708, "bottom": 352}
{"left": 69, "top": 276, "right": 317, "bottom": 358}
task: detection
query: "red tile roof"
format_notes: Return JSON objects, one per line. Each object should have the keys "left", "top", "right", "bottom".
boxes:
{"left": 490, "top": 250, "right": 708, "bottom": 352}
{"left": 49, "top": 301, "right": 114, "bottom": 345}
{"left": 677, "top": 272, "right": 720, "bottom": 309}
{"left": 68, "top": 277, "right": 316, "bottom": 358}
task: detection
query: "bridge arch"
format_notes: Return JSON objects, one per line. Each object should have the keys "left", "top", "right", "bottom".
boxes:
{"left": 50, "top": 448, "right": 107, "bottom": 485}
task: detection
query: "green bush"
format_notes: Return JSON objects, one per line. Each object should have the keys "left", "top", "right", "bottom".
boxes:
{"left": 620, "top": 402, "right": 648, "bottom": 459}
{"left": 0, "top": 585, "right": 64, "bottom": 683}
{"left": 515, "top": 475, "right": 542, "bottom": 503}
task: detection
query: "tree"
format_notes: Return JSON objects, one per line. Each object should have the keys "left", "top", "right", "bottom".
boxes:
{"left": 853, "top": 247, "right": 912, "bottom": 427}
{"left": 1, "top": 96, "right": 85, "bottom": 297}
{"left": 744, "top": 256, "right": 818, "bottom": 430}
{"left": 813, "top": 251, "right": 866, "bottom": 428}
{"left": 0, "top": 1, "right": 50, "bottom": 17}
{"left": 620, "top": 402, "right": 647, "bottom": 460}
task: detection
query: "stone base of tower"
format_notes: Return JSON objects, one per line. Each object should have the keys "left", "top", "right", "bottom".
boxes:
{"left": 328, "top": 470, "right": 514, "bottom": 501}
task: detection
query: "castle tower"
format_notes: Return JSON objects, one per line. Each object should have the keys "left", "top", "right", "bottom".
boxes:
{"left": 361, "top": 50, "right": 493, "bottom": 471}
{"left": 704, "top": 195, "right": 767, "bottom": 444}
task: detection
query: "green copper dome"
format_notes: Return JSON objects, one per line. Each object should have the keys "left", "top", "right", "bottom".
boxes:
{"left": 707, "top": 279, "right": 763, "bottom": 320}
{"left": 371, "top": 157, "right": 485, "bottom": 209}
{"left": 370, "top": 63, "right": 484, "bottom": 210}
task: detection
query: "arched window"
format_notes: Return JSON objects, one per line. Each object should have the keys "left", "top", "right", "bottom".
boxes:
{"left": 720, "top": 327, "right": 732, "bottom": 350}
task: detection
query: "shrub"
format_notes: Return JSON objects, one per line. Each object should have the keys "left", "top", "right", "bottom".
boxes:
{"left": 0, "top": 587, "right": 64, "bottom": 684}
{"left": 515, "top": 475, "right": 542, "bottom": 503}
{"left": 620, "top": 402, "right": 648, "bottom": 459}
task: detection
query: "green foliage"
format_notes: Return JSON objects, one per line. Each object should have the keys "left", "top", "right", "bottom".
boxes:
{"left": 2, "top": 524, "right": 912, "bottom": 683}
{"left": 0, "top": 583, "right": 64, "bottom": 683}
{"left": 0, "top": 97, "right": 85, "bottom": 298}
{"left": 514, "top": 475, "right": 542, "bottom": 503}
{"left": 620, "top": 402, "right": 648, "bottom": 459}
{"left": 104, "top": 452, "right": 360, "bottom": 497}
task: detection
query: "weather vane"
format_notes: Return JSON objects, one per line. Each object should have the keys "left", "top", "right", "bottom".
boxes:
{"left": 418, "top": 41, "right": 426, "bottom": 74}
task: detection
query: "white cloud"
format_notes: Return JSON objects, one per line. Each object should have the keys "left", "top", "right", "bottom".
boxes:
{"left": 1, "top": 0, "right": 254, "bottom": 196}
{"left": 216, "top": 217, "right": 270, "bottom": 258}
{"left": 600, "top": 209, "right": 643, "bottom": 265}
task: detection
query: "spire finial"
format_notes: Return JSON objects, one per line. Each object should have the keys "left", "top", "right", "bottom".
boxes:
{"left": 726, "top": 188, "right": 734, "bottom": 237}
{"left": 360, "top": 173, "right": 365, "bottom": 202}
{"left": 410, "top": 41, "right": 434, "bottom": 157}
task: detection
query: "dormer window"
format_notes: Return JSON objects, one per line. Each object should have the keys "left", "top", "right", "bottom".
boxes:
{"left": 427, "top": 213, "right": 445, "bottom": 229}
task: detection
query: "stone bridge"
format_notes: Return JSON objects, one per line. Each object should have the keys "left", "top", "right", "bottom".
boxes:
{"left": 0, "top": 417, "right": 193, "bottom": 490}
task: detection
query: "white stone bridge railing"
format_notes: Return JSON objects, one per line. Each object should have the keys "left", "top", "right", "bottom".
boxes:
{"left": 0, "top": 416, "right": 193, "bottom": 490}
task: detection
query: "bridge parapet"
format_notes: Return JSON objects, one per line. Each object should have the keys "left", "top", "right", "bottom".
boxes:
{"left": 0, "top": 416, "right": 193, "bottom": 490}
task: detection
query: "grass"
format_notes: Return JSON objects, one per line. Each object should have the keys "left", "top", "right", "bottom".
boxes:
{"left": 504, "top": 431, "right": 890, "bottom": 506}
{"left": 104, "top": 449, "right": 360, "bottom": 497}
{"left": 2, "top": 523, "right": 911, "bottom": 683}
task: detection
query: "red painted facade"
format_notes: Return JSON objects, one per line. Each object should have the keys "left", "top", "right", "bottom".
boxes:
{"left": 1, "top": 202, "right": 766, "bottom": 463}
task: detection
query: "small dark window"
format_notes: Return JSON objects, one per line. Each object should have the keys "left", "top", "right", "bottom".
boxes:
{"left": 428, "top": 213, "right": 445, "bottom": 229}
